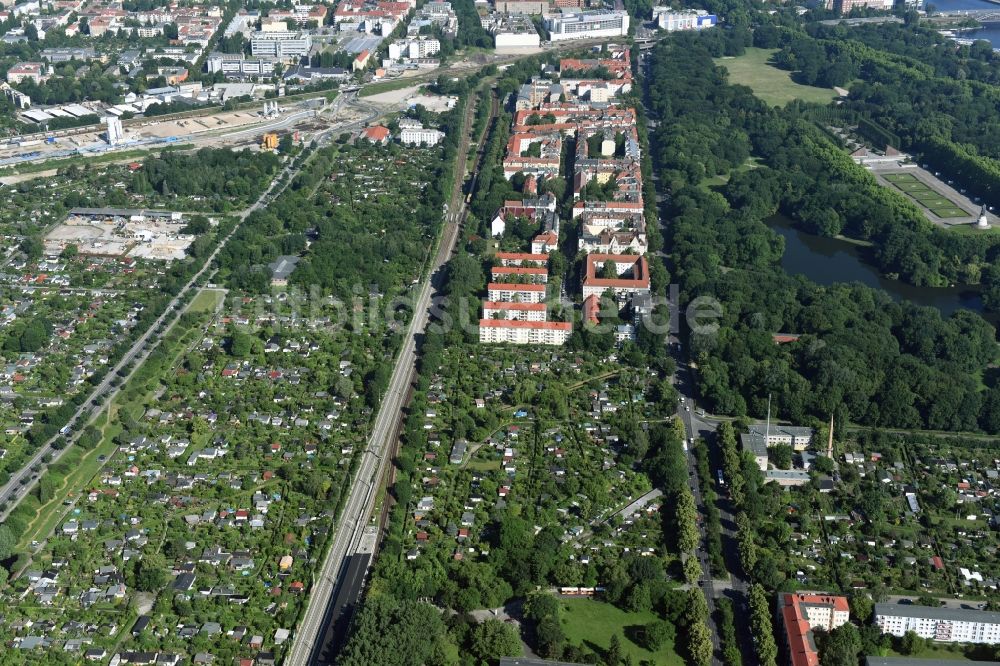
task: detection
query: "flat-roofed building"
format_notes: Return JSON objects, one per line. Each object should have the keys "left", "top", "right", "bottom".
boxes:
{"left": 874, "top": 604, "right": 1000, "bottom": 644}
{"left": 249, "top": 30, "right": 312, "bottom": 59}
{"left": 545, "top": 10, "right": 628, "bottom": 41}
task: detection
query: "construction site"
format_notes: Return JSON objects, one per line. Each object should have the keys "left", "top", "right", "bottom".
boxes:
{"left": 0, "top": 98, "right": 324, "bottom": 169}
{"left": 44, "top": 208, "right": 202, "bottom": 262}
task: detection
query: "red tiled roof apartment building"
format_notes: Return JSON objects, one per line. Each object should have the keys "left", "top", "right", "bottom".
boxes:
{"left": 778, "top": 593, "right": 850, "bottom": 666}
{"left": 491, "top": 266, "right": 549, "bottom": 284}
{"left": 482, "top": 301, "right": 548, "bottom": 322}
{"left": 495, "top": 252, "right": 548, "bottom": 267}
{"left": 487, "top": 282, "right": 546, "bottom": 303}
{"left": 581, "top": 253, "right": 651, "bottom": 299}
{"left": 479, "top": 319, "right": 572, "bottom": 345}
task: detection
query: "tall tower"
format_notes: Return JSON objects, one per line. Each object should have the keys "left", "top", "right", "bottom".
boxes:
{"left": 104, "top": 116, "right": 123, "bottom": 146}
{"left": 827, "top": 413, "right": 834, "bottom": 459}
{"left": 977, "top": 204, "right": 989, "bottom": 229}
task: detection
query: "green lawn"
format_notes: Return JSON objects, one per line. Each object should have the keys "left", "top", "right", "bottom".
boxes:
{"left": 187, "top": 288, "right": 225, "bottom": 313}
{"left": 883, "top": 172, "right": 919, "bottom": 183}
{"left": 931, "top": 207, "right": 970, "bottom": 219}
{"left": 883, "top": 645, "right": 973, "bottom": 660}
{"left": 360, "top": 77, "right": 422, "bottom": 98}
{"left": 715, "top": 48, "right": 837, "bottom": 107}
{"left": 895, "top": 182, "right": 931, "bottom": 193}
{"left": 17, "top": 413, "right": 121, "bottom": 550}
{"left": 560, "top": 598, "right": 685, "bottom": 665}
{"left": 885, "top": 179, "right": 970, "bottom": 219}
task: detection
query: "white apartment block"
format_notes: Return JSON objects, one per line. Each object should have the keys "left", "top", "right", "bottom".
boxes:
{"left": 874, "top": 604, "right": 1000, "bottom": 644}
{"left": 479, "top": 319, "right": 572, "bottom": 345}
{"left": 545, "top": 11, "right": 629, "bottom": 41}
{"left": 388, "top": 37, "right": 440, "bottom": 60}
{"left": 400, "top": 126, "right": 446, "bottom": 146}
{"left": 482, "top": 301, "right": 548, "bottom": 322}
{"left": 487, "top": 283, "right": 546, "bottom": 303}
{"left": 651, "top": 8, "right": 717, "bottom": 31}
{"left": 491, "top": 266, "right": 548, "bottom": 284}
{"left": 250, "top": 31, "right": 312, "bottom": 59}
{"left": 206, "top": 53, "right": 278, "bottom": 76}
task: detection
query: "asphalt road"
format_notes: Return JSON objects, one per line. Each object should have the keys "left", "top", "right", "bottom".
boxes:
{"left": 0, "top": 93, "right": 380, "bottom": 523}
{"left": 284, "top": 84, "right": 488, "bottom": 666}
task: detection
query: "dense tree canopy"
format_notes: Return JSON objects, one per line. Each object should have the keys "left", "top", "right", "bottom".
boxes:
{"left": 647, "top": 33, "right": 1000, "bottom": 433}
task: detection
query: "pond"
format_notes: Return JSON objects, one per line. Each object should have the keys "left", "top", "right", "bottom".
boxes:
{"left": 767, "top": 215, "right": 986, "bottom": 318}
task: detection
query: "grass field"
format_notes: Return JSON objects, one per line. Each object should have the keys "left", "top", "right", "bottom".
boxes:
{"left": 360, "top": 77, "right": 423, "bottom": 98}
{"left": 932, "top": 207, "right": 970, "bottom": 218}
{"left": 188, "top": 288, "right": 225, "bottom": 313}
{"left": 14, "top": 311, "right": 209, "bottom": 552}
{"left": 882, "top": 173, "right": 971, "bottom": 219}
{"left": 715, "top": 48, "right": 837, "bottom": 107}
{"left": 883, "top": 645, "right": 973, "bottom": 661}
{"left": 560, "top": 598, "right": 685, "bottom": 665}
{"left": 17, "top": 412, "right": 122, "bottom": 550}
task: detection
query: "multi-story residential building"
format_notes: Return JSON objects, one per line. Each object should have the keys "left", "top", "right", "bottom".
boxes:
{"left": 491, "top": 266, "right": 549, "bottom": 284}
{"left": 495, "top": 252, "right": 549, "bottom": 267}
{"left": 249, "top": 31, "right": 312, "bottom": 59}
{"left": 266, "top": 4, "right": 328, "bottom": 26}
{"left": 487, "top": 283, "right": 546, "bottom": 303}
{"left": 482, "top": 11, "right": 541, "bottom": 49}
{"left": 779, "top": 593, "right": 851, "bottom": 666}
{"left": 532, "top": 231, "right": 559, "bottom": 254}
{"left": 651, "top": 7, "right": 717, "bottom": 31}
{"left": 490, "top": 195, "right": 559, "bottom": 239}
{"left": 503, "top": 132, "right": 562, "bottom": 179}
{"left": 496, "top": 0, "right": 549, "bottom": 12}
{"left": 825, "top": 0, "right": 893, "bottom": 12}
{"left": 407, "top": 1, "right": 458, "bottom": 37}
{"left": 206, "top": 52, "right": 278, "bottom": 77}
{"left": 581, "top": 254, "right": 650, "bottom": 300}
{"left": 578, "top": 228, "right": 647, "bottom": 255}
{"left": 482, "top": 301, "right": 548, "bottom": 322}
{"left": 479, "top": 319, "right": 572, "bottom": 345}
{"left": 388, "top": 36, "right": 440, "bottom": 60}
{"left": 39, "top": 47, "right": 97, "bottom": 62}
{"left": 400, "top": 125, "right": 446, "bottom": 146}
{"left": 545, "top": 10, "right": 629, "bottom": 41}
{"left": 6, "top": 61, "right": 46, "bottom": 84}
{"left": 874, "top": 605, "right": 1000, "bottom": 645}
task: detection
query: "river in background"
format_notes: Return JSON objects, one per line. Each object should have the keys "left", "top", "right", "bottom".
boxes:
{"left": 767, "top": 216, "right": 987, "bottom": 318}
{"left": 930, "top": 0, "right": 1000, "bottom": 48}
